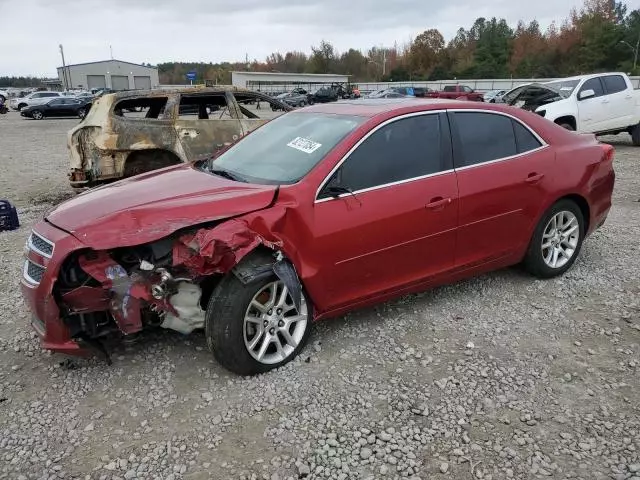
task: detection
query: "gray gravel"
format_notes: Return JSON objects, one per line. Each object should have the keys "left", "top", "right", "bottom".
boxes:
{"left": 0, "top": 112, "right": 639, "bottom": 479}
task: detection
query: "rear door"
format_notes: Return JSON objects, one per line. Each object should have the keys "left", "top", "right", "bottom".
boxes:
{"left": 311, "top": 112, "right": 459, "bottom": 310}
{"left": 449, "top": 109, "right": 555, "bottom": 268}
{"left": 601, "top": 74, "right": 635, "bottom": 129}
{"left": 174, "top": 92, "right": 243, "bottom": 160}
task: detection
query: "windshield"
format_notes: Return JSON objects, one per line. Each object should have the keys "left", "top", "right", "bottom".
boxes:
{"left": 208, "top": 112, "right": 365, "bottom": 185}
{"left": 544, "top": 79, "right": 580, "bottom": 97}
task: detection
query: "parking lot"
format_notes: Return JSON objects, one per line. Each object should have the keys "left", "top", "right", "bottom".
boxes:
{"left": 0, "top": 110, "right": 639, "bottom": 480}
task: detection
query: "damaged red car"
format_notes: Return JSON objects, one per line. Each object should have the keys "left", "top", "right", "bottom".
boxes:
{"left": 21, "top": 99, "right": 615, "bottom": 375}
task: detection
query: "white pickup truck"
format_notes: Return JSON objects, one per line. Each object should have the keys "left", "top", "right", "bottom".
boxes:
{"left": 501, "top": 72, "right": 640, "bottom": 145}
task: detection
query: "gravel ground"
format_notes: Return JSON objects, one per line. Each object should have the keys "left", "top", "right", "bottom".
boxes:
{"left": 0, "top": 111, "right": 639, "bottom": 480}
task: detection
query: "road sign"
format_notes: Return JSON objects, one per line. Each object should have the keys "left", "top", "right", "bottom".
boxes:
{"left": 186, "top": 71, "right": 197, "bottom": 81}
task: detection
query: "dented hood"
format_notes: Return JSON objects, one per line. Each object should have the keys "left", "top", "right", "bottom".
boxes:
{"left": 46, "top": 164, "right": 278, "bottom": 249}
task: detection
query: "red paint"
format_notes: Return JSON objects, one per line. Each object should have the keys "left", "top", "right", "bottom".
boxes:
{"left": 21, "top": 99, "right": 615, "bottom": 356}
{"left": 173, "top": 218, "right": 283, "bottom": 276}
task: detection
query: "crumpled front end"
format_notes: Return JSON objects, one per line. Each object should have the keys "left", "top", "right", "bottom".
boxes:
{"left": 21, "top": 216, "right": 289, "bottom": 361}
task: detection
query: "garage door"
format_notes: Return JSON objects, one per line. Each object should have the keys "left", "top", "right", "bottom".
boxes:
{"left": 87, "top": 75, "right": 106, "bottom": 90}
{"left": 134, "top": 76, "right": 151, "bottom": 90}
{"left": 111, "top": 75, "right": 129, "bottom": 91}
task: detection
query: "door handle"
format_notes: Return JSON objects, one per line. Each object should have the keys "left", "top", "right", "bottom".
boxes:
{"left": 426, "top": 197, "right": 451, "bottom": 210}
{"left": 526, "top": 172, "right": 545, "bottom": 183}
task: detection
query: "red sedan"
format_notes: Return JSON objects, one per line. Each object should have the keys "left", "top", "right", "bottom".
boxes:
{"left": 21, "top": 99, "right": 615, "bottom": 375}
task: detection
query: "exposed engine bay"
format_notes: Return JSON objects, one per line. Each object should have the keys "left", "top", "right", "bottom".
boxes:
{"left": 52, "top": 219, "right": 299, "bottom": 362}
{"left": 502, "top": 83, "right": 565, "bottom": 112}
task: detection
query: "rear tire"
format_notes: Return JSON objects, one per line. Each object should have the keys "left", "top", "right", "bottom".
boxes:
{"left": 523, "top": 200, "right": 585, "bottom": 279}
{"left": 205, "top": 273, "right": 312, "bottom": 375}
{"left": 77, "top": 108, "right": 86, "bottom": 119}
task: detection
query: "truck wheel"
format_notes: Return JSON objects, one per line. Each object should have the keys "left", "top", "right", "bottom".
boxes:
{"left": 631, "top": 124, "right": 640, "bottom": 146}
{"left": 205, "top": 273, "right": 312, "bottom": 375}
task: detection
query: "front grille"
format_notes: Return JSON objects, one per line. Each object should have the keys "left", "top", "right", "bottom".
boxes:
{"left": 28, "top": 231, "right": 54, "bottom": 258}
{"left": 24, "top": 260, "right": 45, "bottom": 285}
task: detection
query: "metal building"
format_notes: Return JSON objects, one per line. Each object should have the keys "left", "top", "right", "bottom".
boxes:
{"left": 231, "top": 71, "right": 350, "bottom": 90}
{"left": 56, "top": 60, "right": 160, "bottom": 91}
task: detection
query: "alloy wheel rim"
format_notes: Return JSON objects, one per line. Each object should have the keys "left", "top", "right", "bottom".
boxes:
{"left": 33, "top": 111, "right": 42, "bottom": 119}
{"left": 243, "top": 280, "right": 308, "bottom": 365}
{"left": 541, "top": 210, "right": 579, "bottom": 269}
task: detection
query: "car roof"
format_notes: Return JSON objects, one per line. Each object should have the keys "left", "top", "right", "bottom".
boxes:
{"left": 301, "top": 98, "right": 480, "bottom": 117}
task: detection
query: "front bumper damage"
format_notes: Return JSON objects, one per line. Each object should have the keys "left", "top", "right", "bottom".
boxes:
{"left": 21, "top": 218, "right": 300, "bottom": 362}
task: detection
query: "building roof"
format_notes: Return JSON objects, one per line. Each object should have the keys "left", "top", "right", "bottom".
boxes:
{"left": 57, "top": 59, "right": 157, "bottom": 70}
{"left": 231, "top": 71, "right": 349, "bottom": 77}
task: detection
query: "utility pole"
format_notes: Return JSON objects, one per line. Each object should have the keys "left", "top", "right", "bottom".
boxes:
{"left": 110, "top": 45, "right": 114, "bottom": 60}
{"left": 59, "top": 44, "right": 69, "bottom": 91}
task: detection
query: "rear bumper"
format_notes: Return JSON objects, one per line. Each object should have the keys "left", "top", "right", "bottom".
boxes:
{"left": 20, "top": 221, "right": 89, "bottom": 356}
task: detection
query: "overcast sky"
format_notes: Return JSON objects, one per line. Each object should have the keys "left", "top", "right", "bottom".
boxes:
{"left": 2, "top": 0, "right": 639, "bottom": 77}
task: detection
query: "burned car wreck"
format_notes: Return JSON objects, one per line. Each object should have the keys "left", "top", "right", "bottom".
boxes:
{"left": 67, "top": 86, "right": 292, "bottom": 190}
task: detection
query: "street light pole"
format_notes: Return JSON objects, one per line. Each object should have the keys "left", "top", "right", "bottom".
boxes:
{"left": 620, "top": 35, "right": 640, "bottom": 72}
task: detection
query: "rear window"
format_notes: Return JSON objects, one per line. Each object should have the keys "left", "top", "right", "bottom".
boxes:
{"left": 179, "top": 93, "right": 230, "bottom": 120}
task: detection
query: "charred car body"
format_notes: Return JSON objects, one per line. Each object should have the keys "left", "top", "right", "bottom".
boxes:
{"left": 67, "top": 86, "right": 292, "bottom": 190}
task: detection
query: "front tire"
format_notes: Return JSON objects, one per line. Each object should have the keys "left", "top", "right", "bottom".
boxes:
{"left": 558, "top": 122, "right": 575, "bottom": 131}
{"left": 523, "top": 200, "right": 585, "bottom": 278}
{"left": 77, "top": 108, "right": 86, "bottom": 119}
{"left": 205, "top": 274, "right": 312, "bottom": 375}
{"left": 32, "top": 110, "right": 44, "bottom": 120}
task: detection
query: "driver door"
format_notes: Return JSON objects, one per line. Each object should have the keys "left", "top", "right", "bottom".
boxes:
{"left": 576, "top": 77, "right": 608, "bottom": 133}
{"left": 309, "top": 112, "right": 459, "bottom": 311}
{"left": 174, "top": 92, "right": 243, "bottom": 161}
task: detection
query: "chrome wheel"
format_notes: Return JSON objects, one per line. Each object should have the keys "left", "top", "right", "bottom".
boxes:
{"left": 243, "top": 280, "right": 308, "bottom": 365}
{"left": 32, "top": 110, "right": 43, "bottom": 120}
{"left": 541, "top": 210, "right": 579, "bottom": 269}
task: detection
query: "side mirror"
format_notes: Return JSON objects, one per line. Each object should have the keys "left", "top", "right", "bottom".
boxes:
{"left": 579, "top": 89, "right": 595, "bottom": 100}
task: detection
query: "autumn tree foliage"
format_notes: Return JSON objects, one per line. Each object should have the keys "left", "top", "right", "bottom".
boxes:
{"left": 151, "top": 0, "right": 639, "bottom": 85}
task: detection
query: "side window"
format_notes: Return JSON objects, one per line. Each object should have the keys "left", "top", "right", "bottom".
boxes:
{"left": 323, "top": 114, "right": 445, "bottom": 196}
{"left": 512, "top": 120, "right": 542, "bottom": 153}
{"left": 45, "top": 93, "right": 58, "bottom": 97}
{"left": 233, "top": 93, "right": 288, "bottom": 120}
{"left": 463, "top": 86, "right": 472, "bottom": 93}
{"left": 453, "top": 112, "right": 517, "bottom": 166}
{"left": 113, "top": 97, "right": 167, "bottom": 119}
{"left": 602, "top": 75, "right": 627, "bottom": 94}
{"left": 178, "top": 94, "right": 230, "bottom": 120}
{"left": 579, "top": 78, "right": 605, "bottom": 98}
{"left": 49, "top": 99, "right": 64, "bottom": 105}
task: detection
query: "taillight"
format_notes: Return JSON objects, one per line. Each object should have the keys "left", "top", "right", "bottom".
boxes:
{"left": 600, "top": 144, "right": 614, "bottom": 163}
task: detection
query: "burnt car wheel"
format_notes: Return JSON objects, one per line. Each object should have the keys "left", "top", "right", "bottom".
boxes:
{"left": 205, "top": 274, "right": 312, "bottom": 375}
{"left": 523, "top": 199, "right": 585, "bottom": 279}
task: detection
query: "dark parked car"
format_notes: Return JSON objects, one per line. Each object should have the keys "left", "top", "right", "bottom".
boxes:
{"left": 22, "top": 99, "right": 614, "bottom": 375}
{"left": 21, "top": 97, "right": 92, "bottom": 120}
{"left": 311, "top": 86, "right": 339, "bottom": 103}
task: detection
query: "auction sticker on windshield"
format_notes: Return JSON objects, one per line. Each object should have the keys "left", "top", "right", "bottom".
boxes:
{"left": 287, "top": 137, "right": 322, "bottom": 154}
